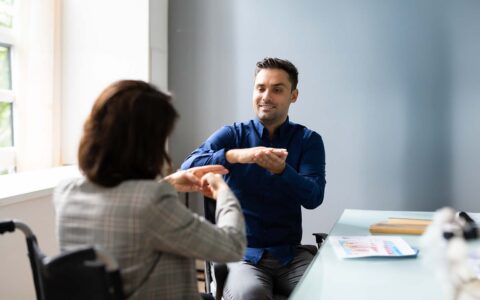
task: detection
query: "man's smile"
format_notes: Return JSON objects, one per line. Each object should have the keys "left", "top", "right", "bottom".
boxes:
{"left": 259, "top": 104, "right": 275, "bottom": 110}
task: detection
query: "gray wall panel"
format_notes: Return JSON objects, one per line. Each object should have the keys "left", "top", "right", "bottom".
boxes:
{"left": 168, "top": 0, "right": 480, "bottom": 239}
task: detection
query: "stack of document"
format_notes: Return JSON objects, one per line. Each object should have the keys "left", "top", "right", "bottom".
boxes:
{"left": 329, "top": 236, "right": 419, "bottom": 258}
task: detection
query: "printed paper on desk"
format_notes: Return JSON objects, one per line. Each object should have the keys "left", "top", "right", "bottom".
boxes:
{"left": 329, "top": 236, "right": 418, "bottom": 259}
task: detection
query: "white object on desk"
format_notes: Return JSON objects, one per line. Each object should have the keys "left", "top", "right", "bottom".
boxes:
{"left": 421, "top": 207, "right": 480, "bottom": 300}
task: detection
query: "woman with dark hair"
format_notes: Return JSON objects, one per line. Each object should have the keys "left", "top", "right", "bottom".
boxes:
{"left": 53, "top": 80, "right": 245, "bottom": 299}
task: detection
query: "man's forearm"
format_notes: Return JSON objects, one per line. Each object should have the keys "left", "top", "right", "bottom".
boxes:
{"left": 181, "top": 148, "right": 232, "bottom": 170}
{"left": 226, "top": 147, "right": 287, "bottom": 166}
{"left": 225, "top": 149, "right": 237, "bottom": 164}
{"left": 276, "top": 164, "right": 325, "bottom": 209}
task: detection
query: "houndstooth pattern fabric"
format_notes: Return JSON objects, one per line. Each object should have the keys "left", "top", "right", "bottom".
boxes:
{"left": 54, "top": 177, "right": 245, "bottom": 300}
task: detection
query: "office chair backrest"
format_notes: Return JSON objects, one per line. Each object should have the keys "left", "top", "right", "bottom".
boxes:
{"left": 203, "top": 196, "right": 225, "bottom": 300}
{"left": 204, "top": 196, "right": 217, "bottom": 225}
{"left": 0, "top": 219, "right": 125, "bottom": 300}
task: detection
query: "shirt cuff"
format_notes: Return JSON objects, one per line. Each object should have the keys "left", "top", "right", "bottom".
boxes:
{"left": 277, "top": 163, "right": 297, "bottom": 182}
{"left": 212, "top": 148, "right": 234, "bottom": 169}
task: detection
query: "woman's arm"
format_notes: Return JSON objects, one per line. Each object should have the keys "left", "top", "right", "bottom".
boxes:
{"left": 147, "top": 176, "right": 246, "bottom": 262}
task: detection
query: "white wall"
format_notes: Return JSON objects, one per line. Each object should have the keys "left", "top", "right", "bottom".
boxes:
{"left": 61, "top": 0, "right": 150, "bottom": 164}
{"left": 449, "top": 4, "right": 480, "bottom": 211}
{"left": 149, "top": 0, "right": 169, "bottom": 91}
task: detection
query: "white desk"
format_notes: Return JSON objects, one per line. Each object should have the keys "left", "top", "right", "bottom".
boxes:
{"left": 290, "top": 209, "right": 479, "bottom": 300}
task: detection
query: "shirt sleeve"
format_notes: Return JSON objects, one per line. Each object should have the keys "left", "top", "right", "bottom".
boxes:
{"left": 180, "top": 126, "right": 236, "bottom": 170}
{"left": 146, "top": 182, "right": 246, "bottom": 263}
{"left": 276, "top": 131, "right": 326, "bottom": 209}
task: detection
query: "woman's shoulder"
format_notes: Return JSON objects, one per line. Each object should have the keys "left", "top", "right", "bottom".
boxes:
{"left": 55, "top": 176, "right": 86, "bottom": 194}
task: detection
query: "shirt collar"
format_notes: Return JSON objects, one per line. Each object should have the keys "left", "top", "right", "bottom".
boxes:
{"left": 253, "top": 117, "right": 291, "bottom": 139}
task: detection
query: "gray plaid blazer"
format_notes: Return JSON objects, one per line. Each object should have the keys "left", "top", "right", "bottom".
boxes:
{"left": 54, "top": 177, "right": 246, "bottom": 300}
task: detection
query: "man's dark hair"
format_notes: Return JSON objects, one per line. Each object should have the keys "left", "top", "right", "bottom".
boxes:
{"left": 255, "top": 57, "right": 299, "bottom": 90}
{"left": 78, "top": 80, "right": 179, "bottom": 187}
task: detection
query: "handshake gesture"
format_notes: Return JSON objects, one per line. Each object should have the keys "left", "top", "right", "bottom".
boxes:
{"left": 226, "top": 147, "right": 288, "bottom": 174}
{"left": 164, "top": 165, "right": 230, "bottom": 199}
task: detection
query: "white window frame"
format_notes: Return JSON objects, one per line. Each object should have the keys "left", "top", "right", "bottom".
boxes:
{"left": 0, "top": 1, "right": 18, "bottom": 175}
{"left": 0, "top": 0, "right": 62, "bottom": 174}
{"left": 0, "top": 89, "right": 15, "bottom": 172}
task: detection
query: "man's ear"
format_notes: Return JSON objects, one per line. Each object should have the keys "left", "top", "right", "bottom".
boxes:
{"left": 291, "top": 89, "right": 299, "bottom": 103}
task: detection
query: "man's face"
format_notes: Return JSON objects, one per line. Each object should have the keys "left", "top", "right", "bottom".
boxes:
{"left": 252, "top": 68, "right": 298, "bottom": 128}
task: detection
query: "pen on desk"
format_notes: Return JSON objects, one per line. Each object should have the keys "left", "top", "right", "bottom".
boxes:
{"left": 457, "top": 211, "right": 476, "bottom": 225}
{"left": 442, "top": 211, "right": 478, "bottom": 240}
{"left": 457, "top": 211, "right": 479, "bottom": 240}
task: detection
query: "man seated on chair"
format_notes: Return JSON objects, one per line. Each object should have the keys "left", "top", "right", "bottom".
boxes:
{"left": 181, "top": 57, "right": 326, "bottom": 300}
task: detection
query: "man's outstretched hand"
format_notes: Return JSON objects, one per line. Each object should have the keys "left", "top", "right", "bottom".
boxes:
{"left": 252, "top": 148, "right": 287, "bottom": 174}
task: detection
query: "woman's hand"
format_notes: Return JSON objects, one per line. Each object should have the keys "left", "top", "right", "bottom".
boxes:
{"left": 188, "top": 165, "right": 229, "bottom": 178}
{"left": 164, "top": 165, "right": 228, "bottom": 193}
{"left": 200, "top": 173, "right": 230, "bottom": 199}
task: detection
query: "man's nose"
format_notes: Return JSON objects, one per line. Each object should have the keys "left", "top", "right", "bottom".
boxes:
{"left": 262, "top": 89, "right": 272, "bottom": 101}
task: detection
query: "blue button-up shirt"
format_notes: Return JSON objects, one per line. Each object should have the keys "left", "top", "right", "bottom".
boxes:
{"left": 181, "top": 117, "right": 326, "bottom": 266}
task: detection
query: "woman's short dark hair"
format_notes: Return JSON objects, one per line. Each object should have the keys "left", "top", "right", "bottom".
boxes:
{"left": 255, "top": 57, "right": 299, "bottom": 91}
{"left": 78, "top": 80, "right": 179, "bottom": 187}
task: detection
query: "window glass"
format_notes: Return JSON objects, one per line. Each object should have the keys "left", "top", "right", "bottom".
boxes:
{"left": 0, "top": 45, "right": 11, "bottom": 89}
{"left": 0, "top": 12, "right": 12, "bottom": 29}
{"left": 0, "top": 0, "right": 14, "bottom": 30}
{"left": 0, "top": 101, "right": 12, "bottom": 147}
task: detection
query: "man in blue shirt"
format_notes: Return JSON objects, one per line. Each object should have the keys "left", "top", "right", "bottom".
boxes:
{"left": 181, "top": 57, "right": 326, "bottom": 299}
